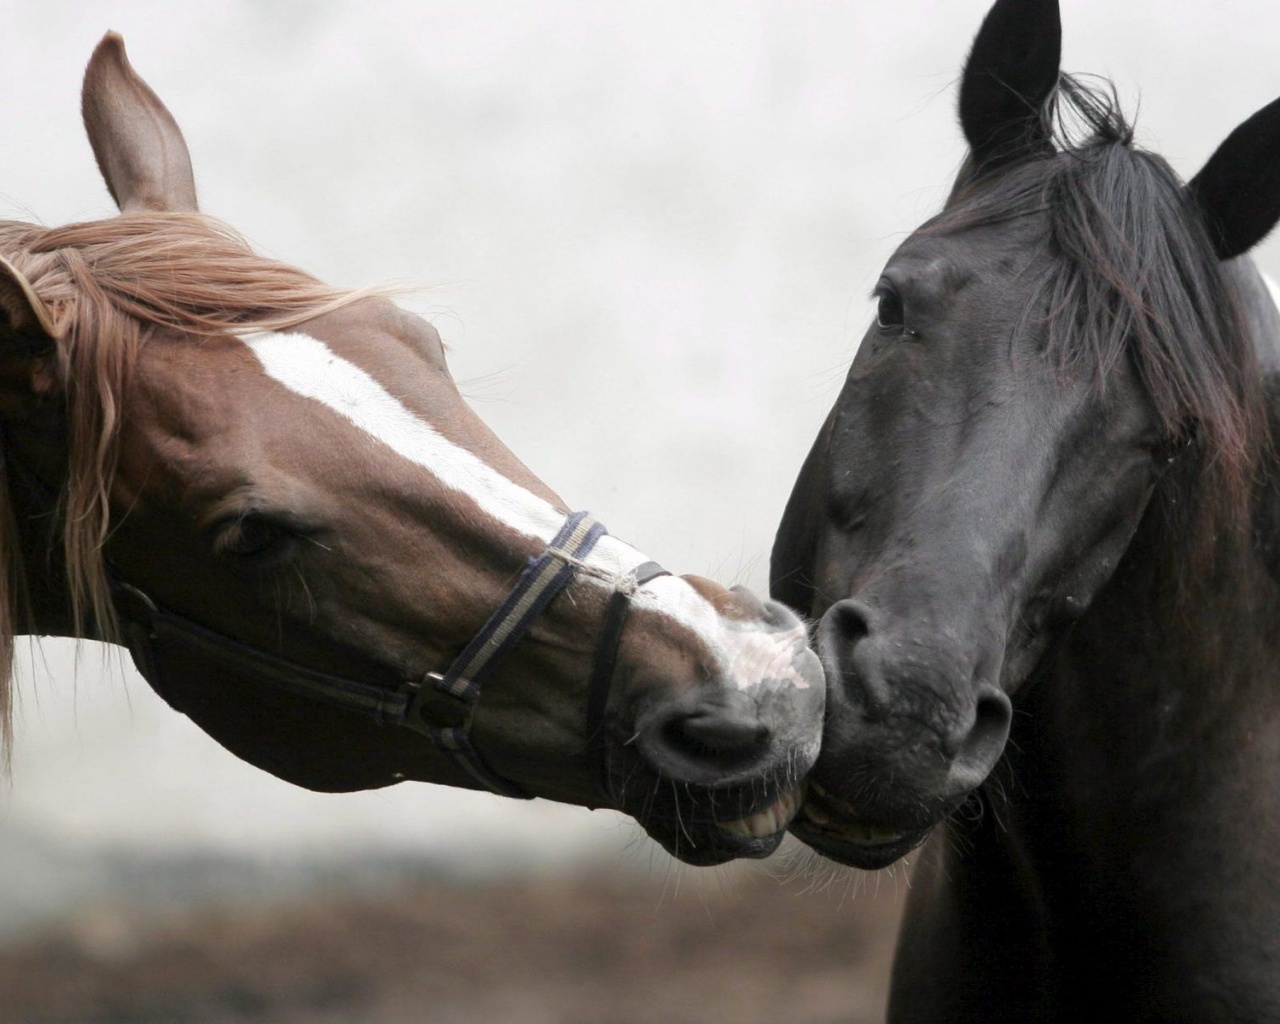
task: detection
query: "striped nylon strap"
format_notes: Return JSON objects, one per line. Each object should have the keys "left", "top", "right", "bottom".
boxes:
{"left": 399, "top": 510, "right": 608, "bottom": 797}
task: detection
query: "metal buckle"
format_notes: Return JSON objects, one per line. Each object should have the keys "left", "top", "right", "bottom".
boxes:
{"left": 401, "top": 671, "right": 475, "bottom": 735}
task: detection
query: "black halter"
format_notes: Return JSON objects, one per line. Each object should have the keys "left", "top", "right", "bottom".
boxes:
{"left": 112, "top": 510, "right": 669, "bottom": 801}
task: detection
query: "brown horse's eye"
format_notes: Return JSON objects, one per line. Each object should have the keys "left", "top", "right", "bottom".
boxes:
{"left": 215, "top": 514, "right": 290, "bottom": 563}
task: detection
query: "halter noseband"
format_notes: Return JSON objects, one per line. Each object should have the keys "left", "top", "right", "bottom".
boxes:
{"left": 111, "top": 510, "right": 668, "bottom": 801}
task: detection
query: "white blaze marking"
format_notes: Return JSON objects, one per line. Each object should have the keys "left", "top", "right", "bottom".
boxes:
{"left": 242, "top": 330, "right": 809, "bottom": 690}
{"left": 244, "top": 331, "right": 566, "bottom": 543}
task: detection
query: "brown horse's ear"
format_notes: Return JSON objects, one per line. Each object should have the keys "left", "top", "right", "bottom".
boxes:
{"left": 81, "top": 32, "right": 199, "bottom": 213}
{"left": 958, "top": 0, "right": 1062, "bottom": 177}
{"left": 0, "top": 258, "right": 60, "bottom": 416}
{"left": 1188, "top": 96, "right": 1280, "bottom": 261}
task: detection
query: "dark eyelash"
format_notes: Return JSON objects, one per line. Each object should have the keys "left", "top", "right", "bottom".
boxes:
{"left": 876, "top": 290, "right": 906, "bottom": 330}
{"left": 213, "top": 515, "right": 284, "bottom": 559}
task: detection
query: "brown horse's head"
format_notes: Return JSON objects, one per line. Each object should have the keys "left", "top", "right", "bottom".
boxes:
{"left": 0, "top": 34, "right": 824, "bottom": 865}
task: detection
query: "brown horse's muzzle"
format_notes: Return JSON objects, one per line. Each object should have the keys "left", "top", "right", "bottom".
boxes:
{"left": 606, "top": 585, "right": 825, "bottom": 865}
{"left": 632, "top": 595, "right": 825, "bottom": 789}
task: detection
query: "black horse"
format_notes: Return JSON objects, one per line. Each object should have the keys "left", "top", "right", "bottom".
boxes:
{"left": 773, "top": 0, "right": 1280, "bottom": 1019}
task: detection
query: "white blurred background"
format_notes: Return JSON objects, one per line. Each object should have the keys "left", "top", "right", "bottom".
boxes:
{"left": 2, "top": 0, "right": 1278, "bottom": 940}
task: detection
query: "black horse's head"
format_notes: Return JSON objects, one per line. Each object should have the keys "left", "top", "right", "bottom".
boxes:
{"left": 774, "top": 0, "right": 1280, "bottom": 869}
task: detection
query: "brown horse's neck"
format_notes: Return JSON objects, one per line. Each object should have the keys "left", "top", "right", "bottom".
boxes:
{"left": 2, "top": 413, "right": 82, "bottom": 639}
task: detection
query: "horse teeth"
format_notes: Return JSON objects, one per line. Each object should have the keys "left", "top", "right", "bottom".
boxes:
{"left": 718, "top": 786, "right": 804, "bottom": 839}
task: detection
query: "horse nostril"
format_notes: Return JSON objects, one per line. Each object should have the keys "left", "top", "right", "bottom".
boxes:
{"left": 728, "top": 584, "right": 766, "bottom": 619}
{"left": 638, "top": 698, "right": 774, "bottom": 783}
{"left": 948, "top": 689, "right": 1012, "bottom": 791}
{"left": 818, "top": 599, "right": 893, "bottom": 717}
{"left": 822, "top": 598, "right": 873, "bottom": 646}
{"left": 667, "top": 710, "right": 769, "bottom": 759}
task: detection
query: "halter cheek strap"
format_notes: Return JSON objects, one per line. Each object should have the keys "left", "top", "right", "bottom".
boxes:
{"left": 112, "top": 510, "right": 669, "bottom": 802}
{"left": 399, "top": 510, "right": 608, "bottom": 797}
{"left": 585, "top": 557, "right": 669, "bottom": 796}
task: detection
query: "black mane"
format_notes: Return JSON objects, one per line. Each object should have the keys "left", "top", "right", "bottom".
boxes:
{"left": 934, "top": 74, "right": 1264, "bottom": 512}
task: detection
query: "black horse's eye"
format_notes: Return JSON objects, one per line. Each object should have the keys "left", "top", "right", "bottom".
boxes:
{"left": 876, "top": 287, "right": 905, "bottom": 330}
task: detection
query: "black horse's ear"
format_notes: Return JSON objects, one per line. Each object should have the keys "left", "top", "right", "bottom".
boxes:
{"left": 1188, "top": 96, "right": 1280, "bottom": 261}
{"left": 959, "top": 0, "right": 1062, "bottom": 175}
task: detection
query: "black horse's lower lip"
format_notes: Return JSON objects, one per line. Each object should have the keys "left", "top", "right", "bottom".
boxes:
{"left": 787, "top": 783, "right": 932, "bottom": 868}
{"left": 789, "top": 816, "right": 930, "bottom": 869}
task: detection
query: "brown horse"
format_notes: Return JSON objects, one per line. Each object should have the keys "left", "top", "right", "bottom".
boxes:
{"left": 0, "top": 33, "right": 823, "bottom": 867}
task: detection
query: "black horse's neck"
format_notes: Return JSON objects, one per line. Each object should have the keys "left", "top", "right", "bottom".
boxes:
{"left": 896, "top": 461, "right": 1280, "bottom": 1019}
{"left": 891, "top": 262, "right": 1280, "bottom": 1023}
{"left": 1019, "top": 252, "right": 1280, "bottom": 793}
{"left": 952, "top": 356, "right": 1280, "bottom": 1020}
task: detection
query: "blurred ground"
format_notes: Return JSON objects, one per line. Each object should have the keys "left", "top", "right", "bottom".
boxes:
{"left": 0, "top": 866, "right": 903, "bottom": 1024}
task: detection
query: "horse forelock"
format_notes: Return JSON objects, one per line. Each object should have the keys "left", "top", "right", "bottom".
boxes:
{"left": 933, "top": 73, "right": 1265, "bottom": 545}
{"left": 0, "top": 212, "right": 374, "bottom": 757}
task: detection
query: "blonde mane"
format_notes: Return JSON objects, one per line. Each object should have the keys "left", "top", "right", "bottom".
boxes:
{"left": 0, "top": 211, "right": 373, "bottom": 757}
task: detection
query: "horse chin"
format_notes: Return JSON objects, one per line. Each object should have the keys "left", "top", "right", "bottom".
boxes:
{"left": 645, "top": 826, "right": 788, "bottom": 867}
{"left": 787, "top": 780, "right": 935, "bottom": 870}
{"left": 788, "top": 817, "right": 932, "bottom": 870}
